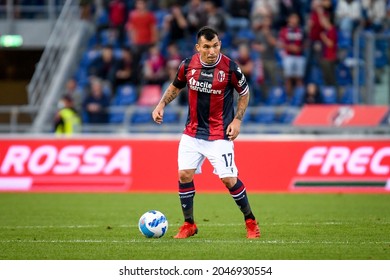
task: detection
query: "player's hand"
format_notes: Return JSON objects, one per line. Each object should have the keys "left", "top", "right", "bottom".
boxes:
{"left": 226, "top": 119, "right": 241, "bottom": 141}
{"left": 152, "top": 105, "right": 164, "bottom": 124}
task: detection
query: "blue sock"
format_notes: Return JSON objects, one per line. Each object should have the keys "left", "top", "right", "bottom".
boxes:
{"left": 179, "top": 181, "right": 195, "bottom": 224}
{"left": 229, "top": 178, "right": 255, "bottom": 220}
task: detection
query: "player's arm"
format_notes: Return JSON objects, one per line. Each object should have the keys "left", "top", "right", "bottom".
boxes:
{"left": 227, "top": 92, "right": 249, "bottom": 141}
{"left": 227, "top": 61, "right": 250, "bottom": 141}
{"left": 152, "top": 83, "right": 181, "bottom": 124}
{"left": 235, "top": 92, "right": 249, "bottom": 121}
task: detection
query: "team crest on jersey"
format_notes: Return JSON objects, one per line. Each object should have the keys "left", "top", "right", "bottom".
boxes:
{"left": 217, "top": 70, "right": 225, "bottom": 82}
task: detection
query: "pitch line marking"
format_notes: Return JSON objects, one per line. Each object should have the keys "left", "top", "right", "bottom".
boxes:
{"left": 1, "top": 221, "right": 389, "bottom": 229}
{"left": 0, "top": 239, "right": 389, "bottom": 245}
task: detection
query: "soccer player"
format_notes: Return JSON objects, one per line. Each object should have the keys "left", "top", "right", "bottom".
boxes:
{"left": 152, "top": 26, "right": 260, "bottom": 239}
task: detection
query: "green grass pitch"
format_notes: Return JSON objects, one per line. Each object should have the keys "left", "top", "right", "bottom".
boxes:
{"left": 0, "top": 193, "right": 389, "bottom": 260}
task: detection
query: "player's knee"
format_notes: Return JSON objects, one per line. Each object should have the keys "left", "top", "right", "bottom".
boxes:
{"left": 221, "top": 177, "right": 237, "bottom": 189}
{"left": 178, "top": 170, "right": 195, "bottom": 183}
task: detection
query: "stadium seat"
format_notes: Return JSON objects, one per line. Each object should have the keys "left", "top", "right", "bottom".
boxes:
{"left": 109, "top": 85, "right": 138, "bottom": 123}
{"left": 320, "top": 86, "right": 338, "bottom": 104}
{"left": 154, "top": 9, "right": 169, "bottom": 30}
{"left": 307, "top": 65, "right": 324, "bottom": 85}
{"left": 336, "top": 63, "right": 352, "bottom": 87}
{"left": 252, "top": 110, "right": 275, "bottom": 124}
{"left": 79, "top": 49, "right": 100, "bottom": 71}
{"left": 242, "top": 109, "right": 252, "bottom": 123}
{"left": 337, "top": 31, "right": 352, "bottom": 49}
{"left": 278, "top": 110, "right": 297, "bottom": 124}
{"left": 109, "top": 110, "right": 125, "bottom": 124}
{"left": 137, "top": 85, "right": 162, "bottom": 106}
{"left": 131, "top": 108, "right": 153, "bottom": 124}
{"left": 162, "top": 109, "right": 180, "bottom": 124}
{"left": 96, "top": 9, "right": 109, "bottom": 27}
{"left": 113, "top": 85, "right": 137, "bottom": 106}
{"left": 375, "top": 40, "right": 389, "bottom": 69}
{"left": 99, "top": 29, "right": 120, "bottom": 48}
{"left": 289, "top": 86, "right": 305, "bottom": 107}
{"left": 265, "top": 86, "right": 287, "bottom": 106}
{"left": 340, "top": 86, "right": 360, "bottom": 104}
{"left": 74, "top": 67, "right": 89, "bottom": 88}
{"left": 235, "top": 28, "right": 255, "bottom": 43}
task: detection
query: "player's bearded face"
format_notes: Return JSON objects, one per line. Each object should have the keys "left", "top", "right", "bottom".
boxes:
{"left": 196, "top": 36, "right": 221, "bottom": 65}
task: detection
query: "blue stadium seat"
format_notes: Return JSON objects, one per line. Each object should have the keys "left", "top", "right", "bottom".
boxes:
{"left": 131, "top": 109, "right": 153, "bottom": 124}
{"left": 154, "top": 9, "right": 169, "bottom": 30}
{"left": 74, "top": 67, "right": 89, "bottom": 88}
{"left": 162, "top": 109, "right": 180, "bottom": 124}
{"left": 375, "top": 40, "right": 389, "bottom": 69}
{"left": 113, "top": 85, "right": 137, "bottom": 106}
{"left": 289, "top": 86, "right": 305, "bottom": 106}
{"left": 278, "top": 110, "right": 297, "bottom": 124}
{"left": 235, "top": 28, "right": 255, "bottom": 42}
{"left": 320, "top": 86, "right": 338, "bottom": 104}
{"left": 336, "top": 63, "right": 352, "bottom": 86}
{"left": 99, "top": 29, "right": 120, "bottom": 48}
{"left": 252, "top": 110, "right": 275, "bottom": 124}
{"left": 337, "top": 31, "right": 352, "bottom": 49}
{"left": 307, "top": 65, "right": 324, "bottom": 85}
{"left": 109, "top": 85, "right": 138, "bottom": 123}
{"left": 96, "top": 9, "right": 109, "bottom": 27}
{"left": 79, "top": 49, "right": 100, "bottom": 71}
{"left": 109, "top": 110, "right": 125, "bottom": 124}
{"left": 340, "top": 86, "right": 360, "bottom": 104}
{"left": 265, "top": 86, "right": 287, "bottom": 106}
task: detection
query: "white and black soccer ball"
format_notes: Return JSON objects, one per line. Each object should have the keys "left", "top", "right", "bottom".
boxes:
{"left": 138, "top": 210, "right": 168, "bottom": 238}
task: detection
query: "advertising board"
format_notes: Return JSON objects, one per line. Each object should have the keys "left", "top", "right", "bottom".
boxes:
{"left": 0, "top": 137, "right": 389, "bottom": 193}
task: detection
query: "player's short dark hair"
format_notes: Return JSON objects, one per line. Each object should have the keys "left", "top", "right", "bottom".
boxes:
{"left": 197, "top": 26, "right": 219, "bottom": 42}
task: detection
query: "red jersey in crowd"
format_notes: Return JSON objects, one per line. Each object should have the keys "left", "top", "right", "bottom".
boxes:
{"left": 173, "top": 53, "right": 249, "bottom": 141}
{"left": 109, "top": 0, "right": 127, "bottom": 27}
{"left": 322, "top": 25, "right": 338, "bottom": 61}
{"left": 126, "top": 9, "right": 156, "bottom": 45}
{"left": 279, "top": 26, "right": 305, "bottom": 56}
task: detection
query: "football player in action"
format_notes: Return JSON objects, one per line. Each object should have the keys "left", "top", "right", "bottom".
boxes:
{"left": 152, "top": 26, "right": 260, "bottom": 239}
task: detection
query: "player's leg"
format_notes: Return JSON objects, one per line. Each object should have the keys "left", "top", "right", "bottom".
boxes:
{"left": 174, "top": 135, "right": 204, "bottom": 238}
{"left": 221, "top": 176, "right": 260, "bottom": 238}
{"left": 178, "top": 169, "right": 196, "bottom": 225}
{"left": 205, "top": 139, "right": 260, "bottom": 238}
{"left": 221, "top": 177, "right": 256, "bottom": 221}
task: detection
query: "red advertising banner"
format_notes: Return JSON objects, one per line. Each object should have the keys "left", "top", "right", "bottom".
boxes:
{"left": 293, "top": 105, "right": 389, "bottom": 126}
{"left": 0, "top": 137, "right": 389, "bottom": 193}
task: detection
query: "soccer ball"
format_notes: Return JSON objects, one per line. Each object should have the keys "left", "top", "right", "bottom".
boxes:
{"left": 138, "top": 210, "right": 168, "bottom": 238}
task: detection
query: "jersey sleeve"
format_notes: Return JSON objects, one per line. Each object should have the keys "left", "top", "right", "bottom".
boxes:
{"left": 172, "top": 59, "right": 188, "bottom": 89}
{"left": 230, "top": 61, "right": 249, "bottom": 96}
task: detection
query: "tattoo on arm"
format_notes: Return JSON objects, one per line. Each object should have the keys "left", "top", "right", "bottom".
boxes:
{"left": 161, "top": 86, "right": 180, "bottom": 106}
{"left": 235, "top": 93, "right": 249, "bottom": 121}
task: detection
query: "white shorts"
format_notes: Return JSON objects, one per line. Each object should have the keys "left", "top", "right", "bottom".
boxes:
{"left": 283, "top": 55, "right": 306, "bottom": 78}
{"left": 178, "top": 134, "right": 238, "bottom": 178}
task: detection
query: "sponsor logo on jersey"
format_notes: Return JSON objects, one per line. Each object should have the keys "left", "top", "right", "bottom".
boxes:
{"left": 188, "top": 77, "right": 222, "bottom": 94}
{"left": 200, "top": 72, "right": 213, "bottom": 78}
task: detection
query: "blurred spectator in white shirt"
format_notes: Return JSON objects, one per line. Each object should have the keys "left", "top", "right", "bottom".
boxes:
{"left": 335, "top": 0, "right": 362, "bottom": 38}
{"left": 361, "top": 0, "right": 387, "bottom": 32}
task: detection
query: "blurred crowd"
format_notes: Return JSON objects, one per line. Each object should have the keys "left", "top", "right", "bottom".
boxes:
{"left": 59, "top": 0, "right": 390, "bottom": 125}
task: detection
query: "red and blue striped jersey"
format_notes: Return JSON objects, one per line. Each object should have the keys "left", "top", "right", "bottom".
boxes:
{"left": 172, "top": 53, "right": 249, "bottom": 140}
